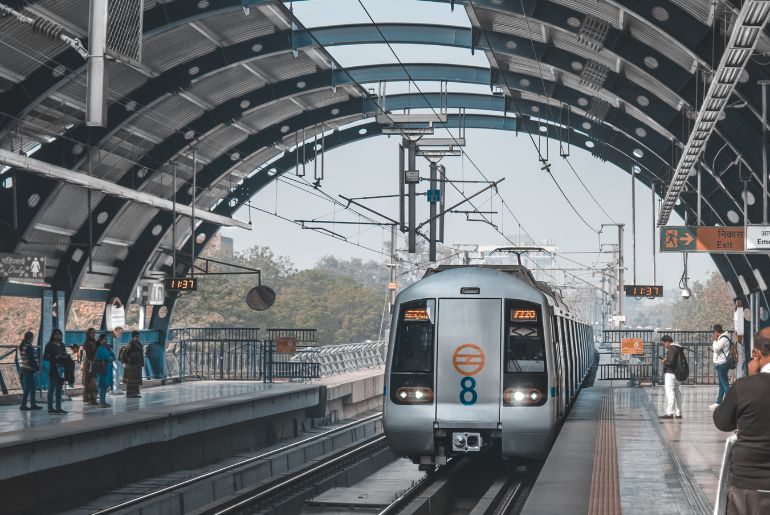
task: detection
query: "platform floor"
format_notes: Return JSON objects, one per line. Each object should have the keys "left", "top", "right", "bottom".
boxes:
{"left": 0, "top": 380, "right": 314, "bottom": 442}
{"left": 524, "top": 383, "right": 733, "bottom": 515}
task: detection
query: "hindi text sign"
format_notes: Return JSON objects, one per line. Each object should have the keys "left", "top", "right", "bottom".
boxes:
{"left": 660, "top": 226, "right": 745, "bottom": 253}
{"left": 276, "top": 336, "right": 297, "bottom": 354}
{"left": 621, "top": 338, "right": 644, "bottom": 355}
{"left": 0, "top": 253, "right": 46, "bottom": 279}
{"left": 746, "top": 225, "right": 770, "bottom": 250}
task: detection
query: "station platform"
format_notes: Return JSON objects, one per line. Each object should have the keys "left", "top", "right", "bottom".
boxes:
{"left": 523, "top": 383, "right": 732, "bottom": 515}
{"left": 0, "top": 369, "right": 385, "bottom": 513}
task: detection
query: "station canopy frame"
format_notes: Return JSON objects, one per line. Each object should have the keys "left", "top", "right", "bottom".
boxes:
{"left": 0, "top": 0, "right": 768, "bottom": 329}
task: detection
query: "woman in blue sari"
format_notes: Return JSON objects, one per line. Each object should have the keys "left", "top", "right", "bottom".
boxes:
{"left": 94, "top": 334, "right": 114, "bottom": 408}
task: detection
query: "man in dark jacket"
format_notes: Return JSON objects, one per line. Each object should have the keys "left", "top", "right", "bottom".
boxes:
{"left": 123, "top": 331, "right": 144, "bottom": 398}
{"left": 81, "top": 328, "right": 99, "bottom": 405}
{"left": 659, "top": 335, "right": 685, "bottom": 420}
{"left": 713, "top": 327, "right": 770, "bottom": 513}
{"left": 18, "top": 331, "right": 42, "bottom": 410}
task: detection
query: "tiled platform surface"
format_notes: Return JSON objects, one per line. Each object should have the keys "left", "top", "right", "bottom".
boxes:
{"left": 0, "top": 380, "right": 320, "bottom": 481}
{"left": 524, "top": 384, "right": 733, "bottom": 515}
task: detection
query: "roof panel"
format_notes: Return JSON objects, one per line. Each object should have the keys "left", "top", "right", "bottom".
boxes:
{"left": 0, "top": 18, "right": 70, "bottom": 78}
{"left": 200, "top": 9, "right": 277, "bottom": 45}
{"left": 253, "top": 51, "right": 318, "bottom": 82}
{"left": 142, "top": 24, "right": 218, "bottom": 72}
{"left": 195, "top": 124, "right": 249, "bottom": 163}
{"left": 628, "top": 18, "right": 695, "bottom": 72}
{"left": 128, "top": 94, "right": 205, "bottom": 141}
{"left": 240, "top": 98, "right": 304, "bottom": 132}
{"left": 474, "top": 10, "right": 545, "bottom": 42}
{"left": 187, "top": 64, "right": 266, "bottom": 105}
{"left": 35, "top": 0, "right": 90, "bottom": 34}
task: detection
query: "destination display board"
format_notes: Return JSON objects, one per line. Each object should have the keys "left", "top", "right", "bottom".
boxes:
{"left": 660, "top": 226, "right": 745, "bottom": 253}
{"left": 0, "top": 253, "right": 46, "bottom": 279}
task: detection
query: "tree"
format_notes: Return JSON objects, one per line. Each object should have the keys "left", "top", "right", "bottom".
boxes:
{"left": 670, "top": 271, "right": 733, "bottom": 330}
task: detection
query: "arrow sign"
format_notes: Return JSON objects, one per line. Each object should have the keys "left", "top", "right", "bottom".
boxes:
{"left": 660, "top": 226, "right": 745, "bottom": 253}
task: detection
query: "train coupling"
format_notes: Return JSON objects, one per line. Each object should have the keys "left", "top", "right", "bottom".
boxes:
{"left": 452, "top": 432, "right": 482, "bottom": 452}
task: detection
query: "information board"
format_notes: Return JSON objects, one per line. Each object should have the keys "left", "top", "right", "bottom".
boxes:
{"left": 276, "top": 336, "right": 297, "bottom": 354}
{"left": 621, "top": 338, "right": 644, "bottom": 355}
{"left": 660, "top": 226, "right": 744, "bottom": 253}
{"left": 0, "top": 253, "right": 46, "bottom": 279}
{"left": 746, "top": 225, "right": 770, "bottom": 250}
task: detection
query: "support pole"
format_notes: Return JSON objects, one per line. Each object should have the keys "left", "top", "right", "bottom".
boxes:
{"left": 408, "top": 141, "right": 416, "bottom": 253}
{"left": 86, "top": 0, "right": 108, "bottom": 127}
{"left": 438, "top": 164, "right": 446, "bottom": 243}
{"left": 618, "top": 224, "right": 625, "bottom": 328}
{"left": 399, "top": 141, "right": 405, "bottom": 232}
{"left": 652, "top": 181, "right": 657, "bottom": 285}
{"left": 697, "top": 165, "right": 702, "bottom": 225}
{"left": 762, "top": 80, "right": 769, "bottom": 224}
{"left": 389, "top": 225, "right": 397, "bottom": 313}
{"left": 631, "top": 166, "right": 637, "bottom": 284}
{"left": 172, "top": 162, "right": 177, "bottom": 276}
{"left": 429, "top": 162, "right": 437, "bottom": 262}
{"left": 191, "top": 149, "right": 196, "bottom": 278}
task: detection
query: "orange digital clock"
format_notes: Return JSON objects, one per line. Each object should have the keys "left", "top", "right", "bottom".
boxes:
{"left": 624, "top": 285, "right": 663, "bottom": 298}
{"left": 164, "top": 278, "right": 198, "bottom": 291}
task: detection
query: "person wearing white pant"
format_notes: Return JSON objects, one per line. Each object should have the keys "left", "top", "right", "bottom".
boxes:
{"left": 734, "top": 300, "right": 747, "bottom": 379}
{"left": 659, "top": 335, "right": 686, "bottom": 419}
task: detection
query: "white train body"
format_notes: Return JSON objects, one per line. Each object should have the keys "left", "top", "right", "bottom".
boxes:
{"left": 383, "top": 266, "right": 595, "bottom": 465}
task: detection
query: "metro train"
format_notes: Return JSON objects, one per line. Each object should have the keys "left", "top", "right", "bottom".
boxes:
{"left": 383, "top": 265, "right": 596, "bottom": 467}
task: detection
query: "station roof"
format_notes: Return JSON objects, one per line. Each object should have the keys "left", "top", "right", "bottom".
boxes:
{"left": 0, "top": 0, "right": 768, "bottom": 320}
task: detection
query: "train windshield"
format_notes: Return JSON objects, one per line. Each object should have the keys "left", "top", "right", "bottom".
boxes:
{"left": 505, "top": 301, "right": 546, "bottom": 373}
{"left": 392, "top": 299, "right": 435, "bottom": 373}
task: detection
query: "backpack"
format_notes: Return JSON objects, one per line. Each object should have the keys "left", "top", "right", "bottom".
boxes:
{"left": 724, "top": 336, "right": 738, "bottom": 370}
{"left": 674, "top": 347, "right": 689, "bottom": 382}
{"left": 118, "top": 345, "right": 129, "bottom": 364}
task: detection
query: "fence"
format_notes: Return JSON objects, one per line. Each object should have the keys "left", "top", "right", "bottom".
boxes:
{"left": 597, "top": 329, "right": 735, "bottom": 385}
{"left": 286, "top": 341, "right": 386, "bottom": 381}
{"left": 0, "top": 345, "right": 20, "bottom": 394}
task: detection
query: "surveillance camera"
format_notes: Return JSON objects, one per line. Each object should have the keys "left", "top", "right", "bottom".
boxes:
{"left": 681, "top": 287, "right": 692, "bottom": 299}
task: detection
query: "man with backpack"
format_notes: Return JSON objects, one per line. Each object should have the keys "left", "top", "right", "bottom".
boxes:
{"left": 659, "top": 335, "right": 687, "bottom": 420}
{"left": 711, "top": 324, "right": 735, "bottom": 411}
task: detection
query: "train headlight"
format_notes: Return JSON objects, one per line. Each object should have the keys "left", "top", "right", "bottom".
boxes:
{"left": 504, "top": 388, "right": 544, "bottom": 406}
{"left": 394, "top": 387, "right": 434, "bottom": 404}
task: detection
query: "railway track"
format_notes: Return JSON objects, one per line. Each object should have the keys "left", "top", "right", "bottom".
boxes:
{"left": 378, "top": 453, "right": 538, "bottom": 515}
{"left": 92, "top": 413, "right": 385, "bottom": 515}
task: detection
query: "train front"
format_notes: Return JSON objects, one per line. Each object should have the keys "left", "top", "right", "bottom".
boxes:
{"left": 383, "top": 268, "right": 556, "bottom": 468}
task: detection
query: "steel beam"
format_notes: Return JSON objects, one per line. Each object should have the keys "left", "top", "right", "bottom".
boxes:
{"left": 0, "top": 149, "right": 251, "bottom": 229}
{"left": 659, "top": 0, "right": 770, "bottom": 225}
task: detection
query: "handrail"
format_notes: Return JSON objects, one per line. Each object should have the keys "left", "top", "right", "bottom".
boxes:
{"left": 714, "top": 434, "right": 737, "bottom": 515}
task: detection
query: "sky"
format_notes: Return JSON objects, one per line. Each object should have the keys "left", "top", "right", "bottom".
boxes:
{"left": 221, "top": 0, "right": 718, "bottom": 295}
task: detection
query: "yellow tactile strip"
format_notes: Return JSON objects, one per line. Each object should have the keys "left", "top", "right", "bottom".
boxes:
{"left": 587, "top": 387, "right": 622, "bottom": 515}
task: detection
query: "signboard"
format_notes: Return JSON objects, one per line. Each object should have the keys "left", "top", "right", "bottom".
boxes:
{"left": 425, "top": 189, "right": 441, "bottom": 202}
{"left": 660, "top": 226, "right": 745, "bottom": 253}
{"left": 621, "top": 338, "right": 644, "bottom": 355}
{"left": 624, "top": 285, "right": 663, "bottom": 298}
{"left": 148, "top": 282, "right": 165, "bottom": 305}
{"left": 404, "top": 170, "right": 420, "bottom": 184}
{"left": 0, "top": 253, "right": 45, "bottom": 279}
{"left": 746, "top": 225, "right": 770, "bottom": 250}
{"left": 387, "top": 281, "right": 398, "bottom": 290}
{"left": 275, "top": 336, "right": 297, "bottom": 354}
{"left": 165, "top": 277, "right": 198, "bottom": 291}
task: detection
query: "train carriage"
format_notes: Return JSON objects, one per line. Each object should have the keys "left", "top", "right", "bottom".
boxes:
{"left": 383, "top": 265, "right": 595, "bottom": 467}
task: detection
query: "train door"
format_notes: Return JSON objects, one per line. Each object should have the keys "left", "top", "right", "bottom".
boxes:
{"left": 435, "top": 298, "right": 502, "bottom": 427}
{"left": 552, "top": 316, "right": 566, "bottom": 420}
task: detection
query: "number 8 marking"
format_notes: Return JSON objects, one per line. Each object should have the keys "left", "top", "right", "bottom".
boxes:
{"left": 459, "top": 376, "right": 477, "bottom": 405}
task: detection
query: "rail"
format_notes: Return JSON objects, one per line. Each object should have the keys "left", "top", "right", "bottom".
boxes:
{"left": 0, "top": 345, "right": 19, "bottom": 395}
{"left": 287, "top": 340, "right": 386, "bottom": 381}
{"left": 92, "top": 413, "right": 382, "bottom": 514}
{"left": 714, "top": 434, "right": 737, "bottom": 515}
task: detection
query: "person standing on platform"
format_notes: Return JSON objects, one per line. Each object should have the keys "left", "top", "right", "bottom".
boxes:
{"left": 18, "top": 331, "right": 42, "bottom": 411}
{"left": 123, "top": 331, "right": 144, "bottom": 398}
{"left": 81, "top": 328, "right": 99, "bottom": 405}
{"left": 734, "top": 299, "right": 747, "bottom": 379}
{"left": 43, "top": 329, "right": 67, "bottom": 414}
{"left": 711, "top": 324, "right": 732, "bottom": 412}
{"left": 659, "top": 335, "right": 686, "bottom": 420}
{"left": 94, "top": 333, "right": 115, "bottom": 408}
{"left": 713, "top": 328, "right": 770, "bottom": 514}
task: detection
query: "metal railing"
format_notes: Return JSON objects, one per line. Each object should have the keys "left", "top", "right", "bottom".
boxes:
{"left": 597, "top": 329, "right": 735, "bottom": 385}
{"left": 265, "top": 328, "right": 317, "bottom": 342}
{"left": 0, "top": 345, "right": 20, "bottom": 395}
{"left": 714, "top": 434, "right": 737, "bottom": 515}
{"left": 289, "top": 341, "right": 386, "bottom": 380}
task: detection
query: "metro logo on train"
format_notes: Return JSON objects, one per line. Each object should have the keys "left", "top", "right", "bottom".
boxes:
{"left": 453, "top": 344, "right": 484, "bottom": 406}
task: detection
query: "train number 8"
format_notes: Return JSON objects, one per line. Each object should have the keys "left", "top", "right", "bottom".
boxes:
{"left": 459, "top": 376, "right": 477, "bottom": 405}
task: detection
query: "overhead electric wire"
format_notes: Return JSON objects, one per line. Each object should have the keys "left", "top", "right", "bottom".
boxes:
{"left": 466, "top": 0, "right": 602, "bottom": 235}
{"left": 562, "top": 156, "right": 619, "bottom": 224}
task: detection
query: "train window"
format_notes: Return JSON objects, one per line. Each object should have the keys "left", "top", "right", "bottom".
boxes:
{"left": 505, "top": 300, "right": 545, "bottom": 373}
{"left": 392, "top": 299, "right": 435, "bottom": 373}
